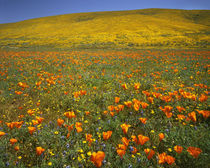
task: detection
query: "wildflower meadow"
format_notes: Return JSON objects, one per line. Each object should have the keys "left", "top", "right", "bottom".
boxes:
{"left": 0, "top": 49, "right": 209, "bottom": 168}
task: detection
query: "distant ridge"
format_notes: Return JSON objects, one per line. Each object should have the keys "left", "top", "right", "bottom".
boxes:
{"left": 0, "top": 8, "right": 209, "bottom": 49}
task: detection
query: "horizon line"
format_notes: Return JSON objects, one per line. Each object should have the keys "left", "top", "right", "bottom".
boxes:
{"left": 1, "top": 7, "right": 209, "bottom": 24}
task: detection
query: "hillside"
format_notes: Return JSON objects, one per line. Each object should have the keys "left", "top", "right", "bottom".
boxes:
{"left": 0, "top": 8, "right": 209, "bottom": 49}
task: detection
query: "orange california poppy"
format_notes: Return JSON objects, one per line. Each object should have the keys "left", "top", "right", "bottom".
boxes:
{"left": 18, "top": 82, "right": 29, "bottom": 88}
{"left": 115, "top": 97, "right": 120, "bottom": 103}
{"left": 141, "top": 102, "right": 149, "bottom": 109}
{"left": 197, "top": 110, "right": 210, "bottom": 119}
{"left": 120, "top": 123, "right": 131, "bottom": 134}
{"left": 188, "top": 112, "right": 196, "bottom": 122}
{"left": 103, "top": 131, "right": 112, "bottom": 140}
{"left": 132, "top": 98, "right": 140, "bottom": 104}
{"left": 174, "top": 145, "right": 183, "bottom": 154}
{"left": 116, "top": 144, "right": 126, "bottom": 158}
{"left": 36, "top": 81, "right": 42, "bottom": 87}
{"left": 90, "top": 151, "right": 105, "bottom": 168}
{"left": 142, "top": 90, "right": 150, "bottom": 97}
{"left": 124, "top": 101, "right": 132, "bottom": 108}
{"left": 110, "top": 112, "right": 115, "bottom": 117}
{"left": 147, "top": 97, "right": 154, "bottom": 104}
{"left": 118, "top": 104, "right": 124, "bottom": 112}
{"left": 158, "top": 152, "right": 175, "bottom": 165}
{"left": 75, "top": 122, "right": 83, "bottom": 133}
{"left": 108, "top": 105, "right": 115, "bottom": 112}
{"left": 158, "top": 152, "right": 167, "bottom": 164}
{"left": 73, "top": 92, "right": 80, "bottom": 98}
{"left": 85, "top": 111, "right": 90, "bottom": 115}
{"left": 80, "top": 90, "right": 87, "bottom": 95}
{"left": 133, "top": 102, "right": 140, "bottom": 111}
{"left": 28, "top": 127, "right": 36, "bottom": 135}
{"left": 10, "top": 138, "right": 18, "bottom": 145}
{"left": 36, "top": 147, "right": 45, "bottom": 156}
{"left": 66, "top": 133, "right": 70, "bottom": 139}
{"left": 187, "top": 147, "right": 202, "bottom": 158}
{"left": 32, "top": 120, "right": 39, "bottom": 125}
{"left": 174, "top": 69, "right": 178, "bottom": 73}
{"left": 86, "top": 134, "right": 93, "bottom": 144}
{"left": 131, "top": 135, "right": 138, "bottom": 144}
{"left": 139, "top": 118, "right": 147, "bottom": 124}
{"left": 160, "top": 106, "right": 173, "bottom": 118}
{"left": 177, "top": 114, "right": 185, "bottom": 120}
{"left": 152, "top": 92, "right": 161, "bottom": 98}
{"left": 121, "top": 137, "right": 130, "bottom": 146}
{"left": 165, "top": 155, "right": 175, "bottom": 165}
{"left": 14, "top": 146, "right": 20, "bottom": 151}
{"left": 65, "top": 124, "right": 74, "bottom": 132}
{"left": 64, "top": 111, "right": 76, "bottom": 119}
{"left": 36, "top": 116, "right": 44, "bottom": 124}
{"left": 64, "top": 91, "right": 68, "bottom": 95}
{"left": 6, "top": 122, "right": 15, "bottom": 129}
{"left": 137, "top": 134, "right": 149, "bottom": 145}
{"left": 134, "top": 83, "right": 140, "bottom": 90}
{"left": 144, "top": 148, "right": 155, "bottom": 160}
{"left": 14, "top": 121, "right": 24, "bottom": 129}
{"left": 57, "top": 118, "right": 64, "bottom": 127}
{"left": 161, "top": 95, "right": 172, "bottom": 102}
{"left": 114, "top": 106, "right": 120, "bottom": 113}
{"left": 176, "top": 106, "right": 185, "bottom": 113}
{"left": 15, "top": 91, "right": 23, "bottom": 95}
{"left": 122, "top": 84, "right": 128, "bottom": 90}
{"left": 27, "top": 109, "right": 35, "bottom": 116}
{"left": 117, "top": 148, "right": 126, "bottom": 158}
{"left": 0, "top": 131, "right": 6, "bottom": 137}
{"left": 161, "top": 106, "right": 173, "bottom": 113}
{"left": 199, "top": 94, "right": 208, "bottom": 102}
{"left": 159, "top": 133, "right": 165, "bottom": 141}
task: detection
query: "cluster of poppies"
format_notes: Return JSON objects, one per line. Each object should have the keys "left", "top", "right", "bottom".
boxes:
{"left": 0, "top": 50, "right": 209, "bottom": 167}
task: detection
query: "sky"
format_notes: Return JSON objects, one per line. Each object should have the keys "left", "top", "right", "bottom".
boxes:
{"left": 0, "top": 0, "right": 210, "bottom": 24}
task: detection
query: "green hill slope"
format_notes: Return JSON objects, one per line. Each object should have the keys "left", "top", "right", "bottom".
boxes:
{"left": 0, "top": 8, "right": 209, "bottom": 49}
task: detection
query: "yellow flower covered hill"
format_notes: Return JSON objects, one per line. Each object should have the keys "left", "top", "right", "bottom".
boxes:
{"left": 0, "top": 8, "right": 209, "bottom": 50}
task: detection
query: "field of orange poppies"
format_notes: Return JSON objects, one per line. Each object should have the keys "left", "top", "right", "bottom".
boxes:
{"left": 0, "top": 49, "right": 209, "bottom": 167}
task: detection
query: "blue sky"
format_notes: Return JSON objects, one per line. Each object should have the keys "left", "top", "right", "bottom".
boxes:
{"left": 0, "top": 0, "right": 209, "bottom": 23}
